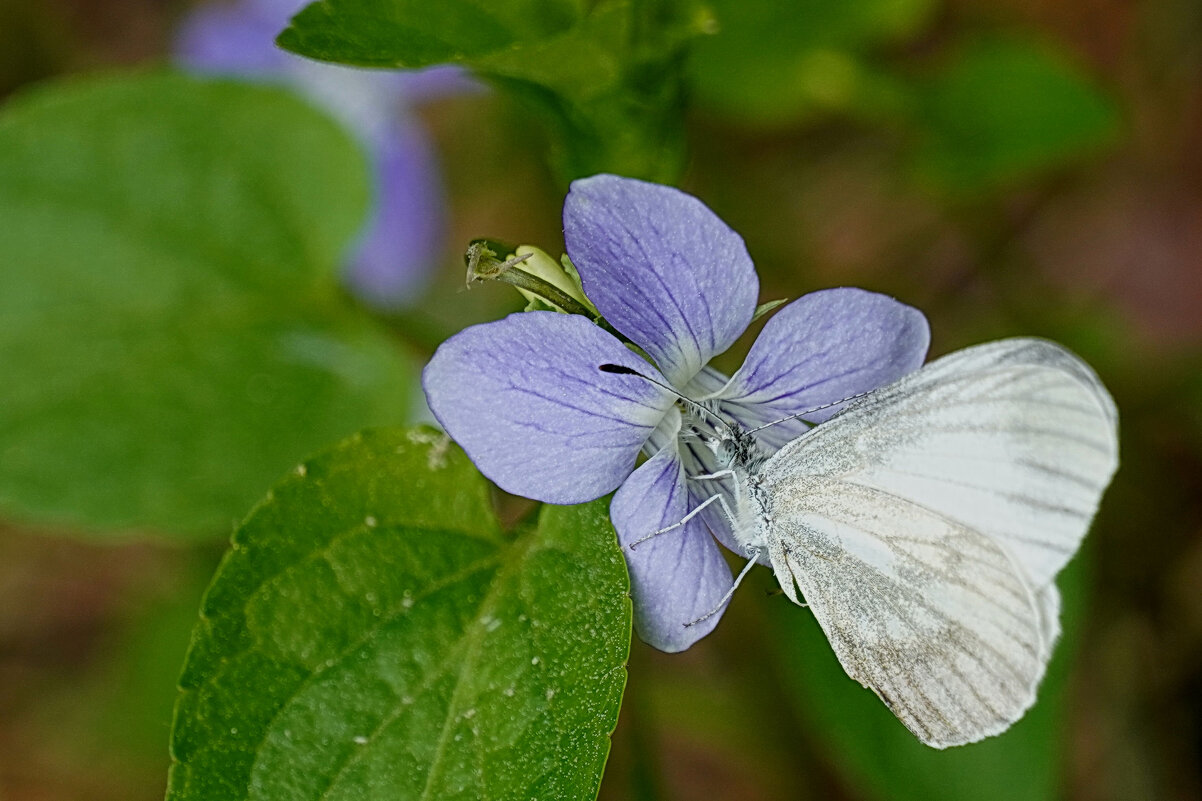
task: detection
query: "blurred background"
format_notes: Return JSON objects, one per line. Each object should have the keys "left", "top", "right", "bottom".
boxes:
{"left": 0, "top": 0, "right": 1199, "bottom": 799}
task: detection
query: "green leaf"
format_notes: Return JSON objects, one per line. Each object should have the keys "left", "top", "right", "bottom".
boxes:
{"left": 280, "top": 0, "right": 711, "bottom": 182}
{"left": 689, "top": 0, "right": 936, "bottom": 125}
{"left": 770, "top": 554, "right": 1090, "bottom": 801}
{"left": 167, "top": 427, "right": 632, "bottom": 801}
{"left": 0, "top": 71, "right": 413, "bottom": 537}
{"left": 277, "top": 0, "right": 585, "bottom": 68}
{"left": 909, "top": 38, "right": 1120, "bottom": 191}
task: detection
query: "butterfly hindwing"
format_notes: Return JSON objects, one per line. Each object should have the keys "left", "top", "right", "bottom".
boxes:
{"left": 767, "top": 479, "right": 1045, "bottom": 748}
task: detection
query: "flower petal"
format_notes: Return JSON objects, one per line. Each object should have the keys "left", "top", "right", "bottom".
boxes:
{"left": 344, "top": 118, "right": 445, "bottom": 307}
{"left": 174, "top": 1, "right": 289, "bottom": 74}
{"left": 422, "top": 311, "right": 675, "bottom": 504}
{"left": 563, "top": 175, "right": 758, "bottom": 386}
{"left": 610, "top": 447, "right": 734, "bottom": 652}
{"left": 717, "top": 288, "right": 930, "bottom": 450}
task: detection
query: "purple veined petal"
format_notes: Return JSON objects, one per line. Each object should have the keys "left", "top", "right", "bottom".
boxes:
{"left": 679, "top": 363, "right": 730, "bottom": 398}
{"left": 563, "top": 175, "right": 759, "bottom": 387}
{"left": 343, "top": 117, "right": 445, "bottom": 307}
{"left": 423, "top": 311, "right": 676, "bottom": 504}
{"left": 174, "top": 0, "right": 293, "bottom": 74}
{"left": 610, "top": 446, "right": 734, "bottom": 652}
{"left": 715, "top": 288, "right": 930, "bottom": 450}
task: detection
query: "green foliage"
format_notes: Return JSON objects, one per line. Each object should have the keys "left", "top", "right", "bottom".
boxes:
{"left": 909, "top": 38, "right": 1121, "bottom": 191}
{"left": 277, "top": 0, "right": 585, "bottom": 68}
{"left": 167, "top": 427, "right": 632, "bottom": 801}
{"left": 279, "top": 0, "right": 712, "bottom": 183}
{"left": 689, "top": 8, "right": 1119, "bottom": 192}
{"left": 770, "top": 556, "right": 1090, "bottom": 801}
{"left": 689, "top": 0, "right": 936, "bottom": 124}
{"left": 0, "top": 72, "right": 413, "bottom": 537}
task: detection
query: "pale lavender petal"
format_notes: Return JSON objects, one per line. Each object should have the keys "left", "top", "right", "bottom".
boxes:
{"left": 717, "top": 288, "right": 930, "bottom": 451}
{"left": 174, "top": 1, "right": 290, "bottom": 74}
{"left": 344, "top": 118, "right": 444, "bottom": 307}
{"left": 422, "top": 312, "right": 675, "bottom": 504}
{"left": 610, "top": 447, "right": 733, "bottom": 652}
{"left": 563, "top": 175, "right": 758, "bottom": 387}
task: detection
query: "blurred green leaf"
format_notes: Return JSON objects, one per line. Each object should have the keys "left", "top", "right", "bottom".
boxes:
{"left": 167, "top": 427, "right": 632, "bottom": 801}
{"left": 689, "top": 0, "right": 936, "bottom": 125}
{"left": 909, "top": 38, "right": 1121, "bottom": 191}
{"left": 770, "top": 555, "right": 1089, "bottom": 801}
{"left": 0, "top": 71, "right": 414, "bottom": 537}
{"left": 277, "top": 0, "right": 584, "bottom": 68}
{"left": 280, "top": 0, "right": 711, "bottom": 182}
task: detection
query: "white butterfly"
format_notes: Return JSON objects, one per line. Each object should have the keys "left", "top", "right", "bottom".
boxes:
{"left": 691, "top": 337, "right": 1119, "bottom": 748}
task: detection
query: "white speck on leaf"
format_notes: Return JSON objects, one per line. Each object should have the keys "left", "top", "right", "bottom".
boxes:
{"left": 353, "top": 735, "right": 368, "bottom": 745}
{"left": 405, "top": 429, "right": 451, "bottom": 469}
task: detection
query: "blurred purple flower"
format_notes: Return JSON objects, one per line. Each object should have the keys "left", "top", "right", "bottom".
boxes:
{"left": 422, "top": 175, "right": 930, "bottom": 651}
{"left": 175, "top": 0, "right": 479, "bottom": 307}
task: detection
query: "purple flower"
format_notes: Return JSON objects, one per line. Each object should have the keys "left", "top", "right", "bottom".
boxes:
{"left": 175, "top": 0, "right": 479, "bottom": 307}
{"left": 423, "top": 175, "right": 930, "bottom": 651}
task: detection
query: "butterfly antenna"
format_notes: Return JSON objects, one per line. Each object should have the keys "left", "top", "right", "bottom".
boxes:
{"left": 745, "top": 390, "right": 873, "bottom": 434}
{"left": 598, "top": 364, "right": 731, "bottom": 434}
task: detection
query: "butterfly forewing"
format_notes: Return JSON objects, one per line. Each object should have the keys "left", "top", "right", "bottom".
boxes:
{"left": 770, "top": 338, "right": 1119, "bottom": 589}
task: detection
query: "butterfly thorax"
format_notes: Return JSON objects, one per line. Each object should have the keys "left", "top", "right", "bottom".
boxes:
{"left": 714, "top": 423, "right": 774, "bottom": 553}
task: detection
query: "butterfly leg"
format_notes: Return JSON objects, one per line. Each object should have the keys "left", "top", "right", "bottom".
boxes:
{"left": 625, "top": 492, "right": 724, "bottom": 550}
{"left": 684, "top": 550, "right": 762, "bottom": 628}
{"left": 692, "top": 468, "right": 742, "bottom": 509}
{"left": 692, "top": 468, "right": 736, "bottom": 481}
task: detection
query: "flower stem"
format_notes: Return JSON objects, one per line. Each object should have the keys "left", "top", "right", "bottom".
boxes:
{"left": 465, "top": 240, "right": 634, "bottom": 345}
{"left": 492, "top": 265, "right": 596, "bottom": 318}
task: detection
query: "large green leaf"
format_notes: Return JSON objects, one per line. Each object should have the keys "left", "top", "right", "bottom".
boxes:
{"left": 167, "top": 427, "right": 632, "bottom": 800}
{"left": 909, "top": 38, "right": 1120, "bottom": 191}
{"left": 771, "top": 554, "right": 1090, "bottom": 801}
{"left": 0, "top": 71, "right": 413, "bottom": 537}
{"left": 280, "top": 0, "right": 709, "bottom": 182}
